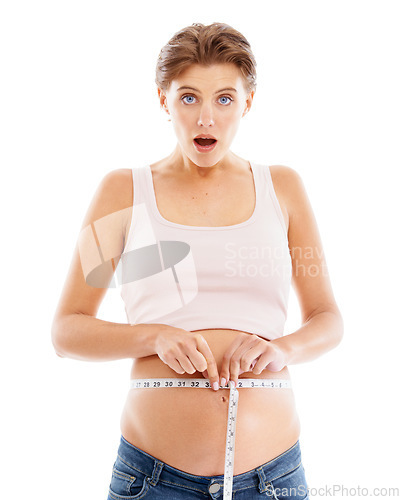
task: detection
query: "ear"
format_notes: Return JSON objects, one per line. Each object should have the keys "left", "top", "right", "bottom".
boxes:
{"left": 243, "top": 90, "right": 255, "bottom": 117}
{"left": 158, "top": 87, "right": 169, "bottom": 113}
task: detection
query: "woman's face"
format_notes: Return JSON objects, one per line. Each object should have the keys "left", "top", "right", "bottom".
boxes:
{"left": 158, "top": 63, "right": 255, "bottom": 168}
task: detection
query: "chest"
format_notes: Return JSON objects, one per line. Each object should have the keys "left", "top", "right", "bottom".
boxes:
{"left": 151, "top": 174, "right": 257, "bottom": 227}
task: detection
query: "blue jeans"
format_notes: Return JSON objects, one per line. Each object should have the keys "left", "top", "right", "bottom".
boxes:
{"left": 107, "top": 435, "right": 309, "bottom": 499}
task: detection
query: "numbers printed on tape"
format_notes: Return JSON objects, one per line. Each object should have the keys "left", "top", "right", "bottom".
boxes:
{"left": 129, "top": 378, "right": 291, "bottom": 500}
{"left": 223, "top": 381, "right": 239, "bottom": 499}
{"left": 130, "top": 378, "right": 291, "bottom": 390}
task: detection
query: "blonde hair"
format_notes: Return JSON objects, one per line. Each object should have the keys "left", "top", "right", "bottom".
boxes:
{"left": 155, "top": 22, "right": 257, "bottom": 94}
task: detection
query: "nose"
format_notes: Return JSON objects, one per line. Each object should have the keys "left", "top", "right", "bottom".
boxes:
{"left": 197, "top": 103, "right": 215, "bottom": 127}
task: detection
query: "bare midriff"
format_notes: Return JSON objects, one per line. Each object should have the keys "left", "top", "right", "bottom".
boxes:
{"left": 120, "top": 328, "right": 301, "bottom": 476}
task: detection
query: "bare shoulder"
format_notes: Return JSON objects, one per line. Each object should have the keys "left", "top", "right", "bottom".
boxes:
{"left": 268, "top": 165, "right": 304, "bottom": 213}
{"left": 87, "top": 168, "right": 133, "bottom": 225}
{"left": 79, "top": 168, "right": 134, "bottom": 255}
{"left": 269, "top": 164, "right": 318, "bottom": 232}
{"left": 95, "top": 168, "right": 133, "bottom": 215}
{"left": 268, "top": 165, "right": 304, "bottom": 232}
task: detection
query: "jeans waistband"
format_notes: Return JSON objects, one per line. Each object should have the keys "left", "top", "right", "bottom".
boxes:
{"left": 116, "top": 435, "right": 302, "bottom": 494}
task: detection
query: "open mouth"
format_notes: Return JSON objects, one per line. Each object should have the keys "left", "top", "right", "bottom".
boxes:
{"left": 194, "top": 138, "right": 217, "bottom": 146}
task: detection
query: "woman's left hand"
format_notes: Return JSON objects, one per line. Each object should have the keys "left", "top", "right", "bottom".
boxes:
{"left": 218, "top": 332, "right": 287, "bottom": 388}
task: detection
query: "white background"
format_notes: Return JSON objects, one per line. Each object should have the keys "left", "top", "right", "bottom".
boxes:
{"left": 1, "top": 1, "right": 399, "bottom": 498}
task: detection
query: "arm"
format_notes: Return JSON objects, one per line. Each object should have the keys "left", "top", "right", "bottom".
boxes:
{"left": 51, "top": 168, "right": 220, "bottom": 389}
{"left": 269, "top": 165, "right": 343, "bottom": 366}
{"left": 53, "top": 312, "right": 163, "bottom": 362}
{"left": 50, "top": 168, "right": 153, "bottom": 362}
{"left": 219, "top": 165, "right": 344, "bottom": 386}
{"left": 271, "top": 310, "right": 343, "bottom": 366}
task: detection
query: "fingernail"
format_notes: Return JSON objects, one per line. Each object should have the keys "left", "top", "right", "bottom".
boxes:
{"left": 220, "top": 377, "right": 227, "bottom": 387}
{"left": 213, "top": 382, "right": 219, "bottom": 391}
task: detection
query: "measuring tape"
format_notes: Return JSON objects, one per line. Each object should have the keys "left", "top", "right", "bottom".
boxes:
{"left": 129, "top": 377, "right": 291, "bottom": 500}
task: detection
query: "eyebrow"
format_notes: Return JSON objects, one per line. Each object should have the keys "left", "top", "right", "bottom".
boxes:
{"left": 176, "top": 86, "right": 238, "bottom": 94}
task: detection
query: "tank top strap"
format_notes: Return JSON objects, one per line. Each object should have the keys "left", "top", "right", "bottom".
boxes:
{"left": 251, "top": 162, "right": 266, "bottom": 200}
{"left": 132, "top": 166, "right": 149, "bottom": 206}
{"left": 260, "top": 163, "right": 288, "bottom": 239}
{"left": 255, "top": 163, "right": 277, "bottom": 201}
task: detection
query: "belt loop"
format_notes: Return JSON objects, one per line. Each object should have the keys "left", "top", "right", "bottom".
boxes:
{"left": 148, "top": 459, "right": 164, "bottom": 486}
{"left": 256, "top": 466, "right": 268, "bottom": 494}
{"left": 256, "top": 467, "right": 279, "bottom": 498}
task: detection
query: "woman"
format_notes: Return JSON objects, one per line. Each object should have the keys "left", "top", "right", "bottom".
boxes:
{"left": 51, "top": 22, "right": 343, "bottom": 499}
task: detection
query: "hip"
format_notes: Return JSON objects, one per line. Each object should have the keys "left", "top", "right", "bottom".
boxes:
{"left": 107, "top": 435, "right": 309, "bottom": 499}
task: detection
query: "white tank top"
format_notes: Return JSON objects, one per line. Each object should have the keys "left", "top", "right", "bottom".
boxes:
{"left": 118, "top": 162, "right": 292, "bottom": 340}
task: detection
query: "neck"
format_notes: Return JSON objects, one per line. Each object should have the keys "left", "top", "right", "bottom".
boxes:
{"left": 165, "top": 144, "right": 240, "bottom": 180}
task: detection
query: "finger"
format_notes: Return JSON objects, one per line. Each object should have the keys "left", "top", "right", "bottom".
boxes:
{"left": 252, "top": 350, "right": 275, "bottom": 374}
{"left": 194, "top": 335, "right": 219, "bottom": 390}
{"left": 229, "top": 362, "right": 240, "bottom": 388}
{"left": 168, "top": 358, "right": 186, "bottom": 374}
{"left": 219, "top": 336, "right": 249, "bottom": 387}
{"left": 158, "top": 350, "right": 185, "bottom": 374}
{"left": 177, "top": 355, "right": 197, "bottom": 374}
{"left": 189, "top": 338, "right": 211, "bottom": 372}
{"left": 204, "top": 355, "right": 220, "bottom": 391}
{"left": 239, "top": 345, "right": 266, "bottom": 373}
{"left": 229, "top": 350, "right": 246, "bottom": 389}
{"left": 265, "top": 352, "right": 286, "bottom": 372}
{"left": 229, "top": 339, "right": 262, "bottom": 387}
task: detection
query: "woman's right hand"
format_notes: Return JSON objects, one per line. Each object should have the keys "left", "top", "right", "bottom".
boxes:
{"left": 154, "top": 326, "right": 221, "bottom": 391}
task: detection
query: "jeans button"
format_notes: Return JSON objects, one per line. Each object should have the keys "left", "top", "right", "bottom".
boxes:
{"left": 209, "top": 482, "right": 221, "bottom": 494}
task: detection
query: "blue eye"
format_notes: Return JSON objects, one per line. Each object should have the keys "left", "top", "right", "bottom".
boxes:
{"left": 219, "top": 96, "right": 233, "bottom": 105}
{"left": 181, "top": 95, "right": 196, "bottom": 104}
{"left": 180, "top": 94, "right": 233, "bottom": 105}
